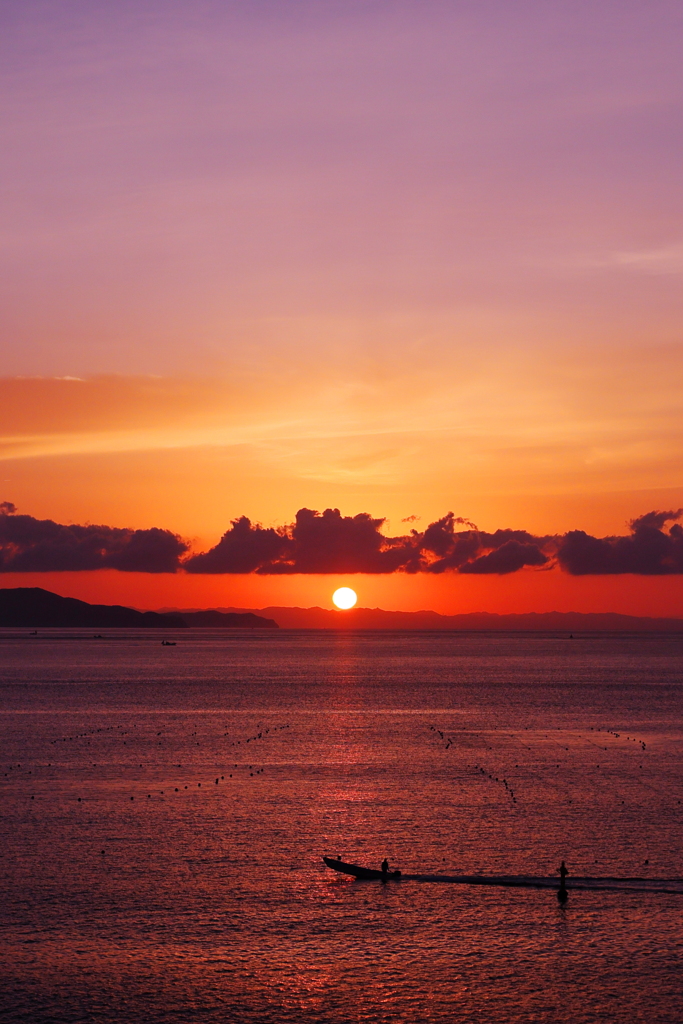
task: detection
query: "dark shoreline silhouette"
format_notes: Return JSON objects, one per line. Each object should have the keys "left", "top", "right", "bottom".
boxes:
{"left": 0, "top": 588, "right": 278, "bottom": 629}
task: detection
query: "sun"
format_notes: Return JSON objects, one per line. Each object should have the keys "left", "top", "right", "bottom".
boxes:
{"left": 332, "top": 587, "right": 357, "bottom": 610}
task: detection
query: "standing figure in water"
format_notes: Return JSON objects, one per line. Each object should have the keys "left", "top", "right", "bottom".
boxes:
{"left": 558, "top": 860, "right": 569, "bottom": 902}
{"left": 381, "top": 858, "right": 389, "bottom": 877}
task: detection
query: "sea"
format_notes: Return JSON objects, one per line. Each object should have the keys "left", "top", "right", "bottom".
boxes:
{"left": 1, "top": 629, "right": 682, "bottom": 1023}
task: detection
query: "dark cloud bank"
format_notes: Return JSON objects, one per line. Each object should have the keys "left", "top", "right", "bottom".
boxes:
{"left": 3, "top": 502, "right": 683, "bottom": 576}
{"left": 0, "top": 502, "right": 187, "bottom": 573}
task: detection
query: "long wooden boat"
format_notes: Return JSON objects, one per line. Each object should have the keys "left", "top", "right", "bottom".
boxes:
{"left": 323, "top": 858, "right": 683, "bottom": 894}
{"left": 323, "top": 856, "right": 402, "bottom": 880}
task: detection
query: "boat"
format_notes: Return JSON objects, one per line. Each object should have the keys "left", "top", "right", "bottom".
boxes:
{"left": 323, "top": 856, "right": 402, "bottom": 880}
{"left": 322, "top": 858, "right": 683, "bottom": 894}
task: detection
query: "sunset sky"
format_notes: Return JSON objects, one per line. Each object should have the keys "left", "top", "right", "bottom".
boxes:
{"left": 2, "top": 0, "right": 683, "bottom": 614}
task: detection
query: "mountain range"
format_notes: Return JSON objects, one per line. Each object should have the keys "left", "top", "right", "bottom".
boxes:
{"left": 161, "top": 604, "right": 683, "bottom": 631}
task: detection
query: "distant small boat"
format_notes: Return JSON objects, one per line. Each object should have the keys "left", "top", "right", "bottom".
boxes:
{"left": 323, "top": 856, "right": 402, "bottom": 880}
{"left": 161, "top": 640, "right": 177, "bottom": 646}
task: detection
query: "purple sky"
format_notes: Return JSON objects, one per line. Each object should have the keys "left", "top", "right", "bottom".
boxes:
{"left": 2, "top": 0, "right": 681, "bottom": 377}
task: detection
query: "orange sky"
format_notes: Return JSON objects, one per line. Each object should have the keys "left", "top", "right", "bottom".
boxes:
{"left": 4, "top": 569, "right": 683, "bottom": 618}
{"left": 1, "top": 3, "right": 682, "bottom": 614}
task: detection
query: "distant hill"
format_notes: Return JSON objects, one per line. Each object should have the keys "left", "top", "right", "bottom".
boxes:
{"left": 165, "top": 604, "right": 683, "bottom": 631}
{"left": 0, "top": 588, "right": 185, "bottom": 628}
{"left": 0, "top": 589, "right": 277, "bottom": 629}
{"left": 178, "top": 609, "right": 278, "bottom": 629}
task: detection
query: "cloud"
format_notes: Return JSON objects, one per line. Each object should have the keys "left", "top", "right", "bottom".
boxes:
{"left": 459, "top": 540, "right": 549, "bottom": 574}
{"left": 183, "top": 516, "right": 290, "bottom": 574}
{"left": 629, "top": 509, "right": 683, "bottom": 531}
{"left": 273, "top": 508, "right": 414, "bottom": 575}
{"left": 416, "top": 514, "right": 482, "bottom": 573}
{"left": 613, "top": 244, "right": 683, "bottom": 275}
{"left": 3, "top": 502, "right": 683, "bottom": 576}
{"left": 556, "top": 510, "right": 683, "bottom": 575}
{"left": 0, "top": 505, "right": 188, "bottom": 573}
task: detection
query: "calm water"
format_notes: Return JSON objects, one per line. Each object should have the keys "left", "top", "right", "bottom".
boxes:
{"left": 1, "top": 629, "right": 682, "bottom": 1023}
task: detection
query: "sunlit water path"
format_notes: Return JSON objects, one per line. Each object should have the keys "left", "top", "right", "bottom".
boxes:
{"left": 1, "top": 629, "right": 682, "bottom": 1022}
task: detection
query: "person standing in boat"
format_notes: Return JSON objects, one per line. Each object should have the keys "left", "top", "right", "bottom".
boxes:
{"left": 381, "top": 858, "right": 389, "bottom": 876}
{"left": 558, "top": 860, "right": 569, "bottom": 902}
{"left": 559, "top": 861, "right": 568, "bottom": 886}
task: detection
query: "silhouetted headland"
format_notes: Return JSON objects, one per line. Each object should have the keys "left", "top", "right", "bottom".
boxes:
{"left": 0, "top": 588, "right": 278, "bottom": 628}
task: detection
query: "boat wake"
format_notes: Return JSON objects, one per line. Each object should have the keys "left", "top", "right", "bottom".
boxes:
{"left": 395, "top": 873, "right": 683, "bottom": 894}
